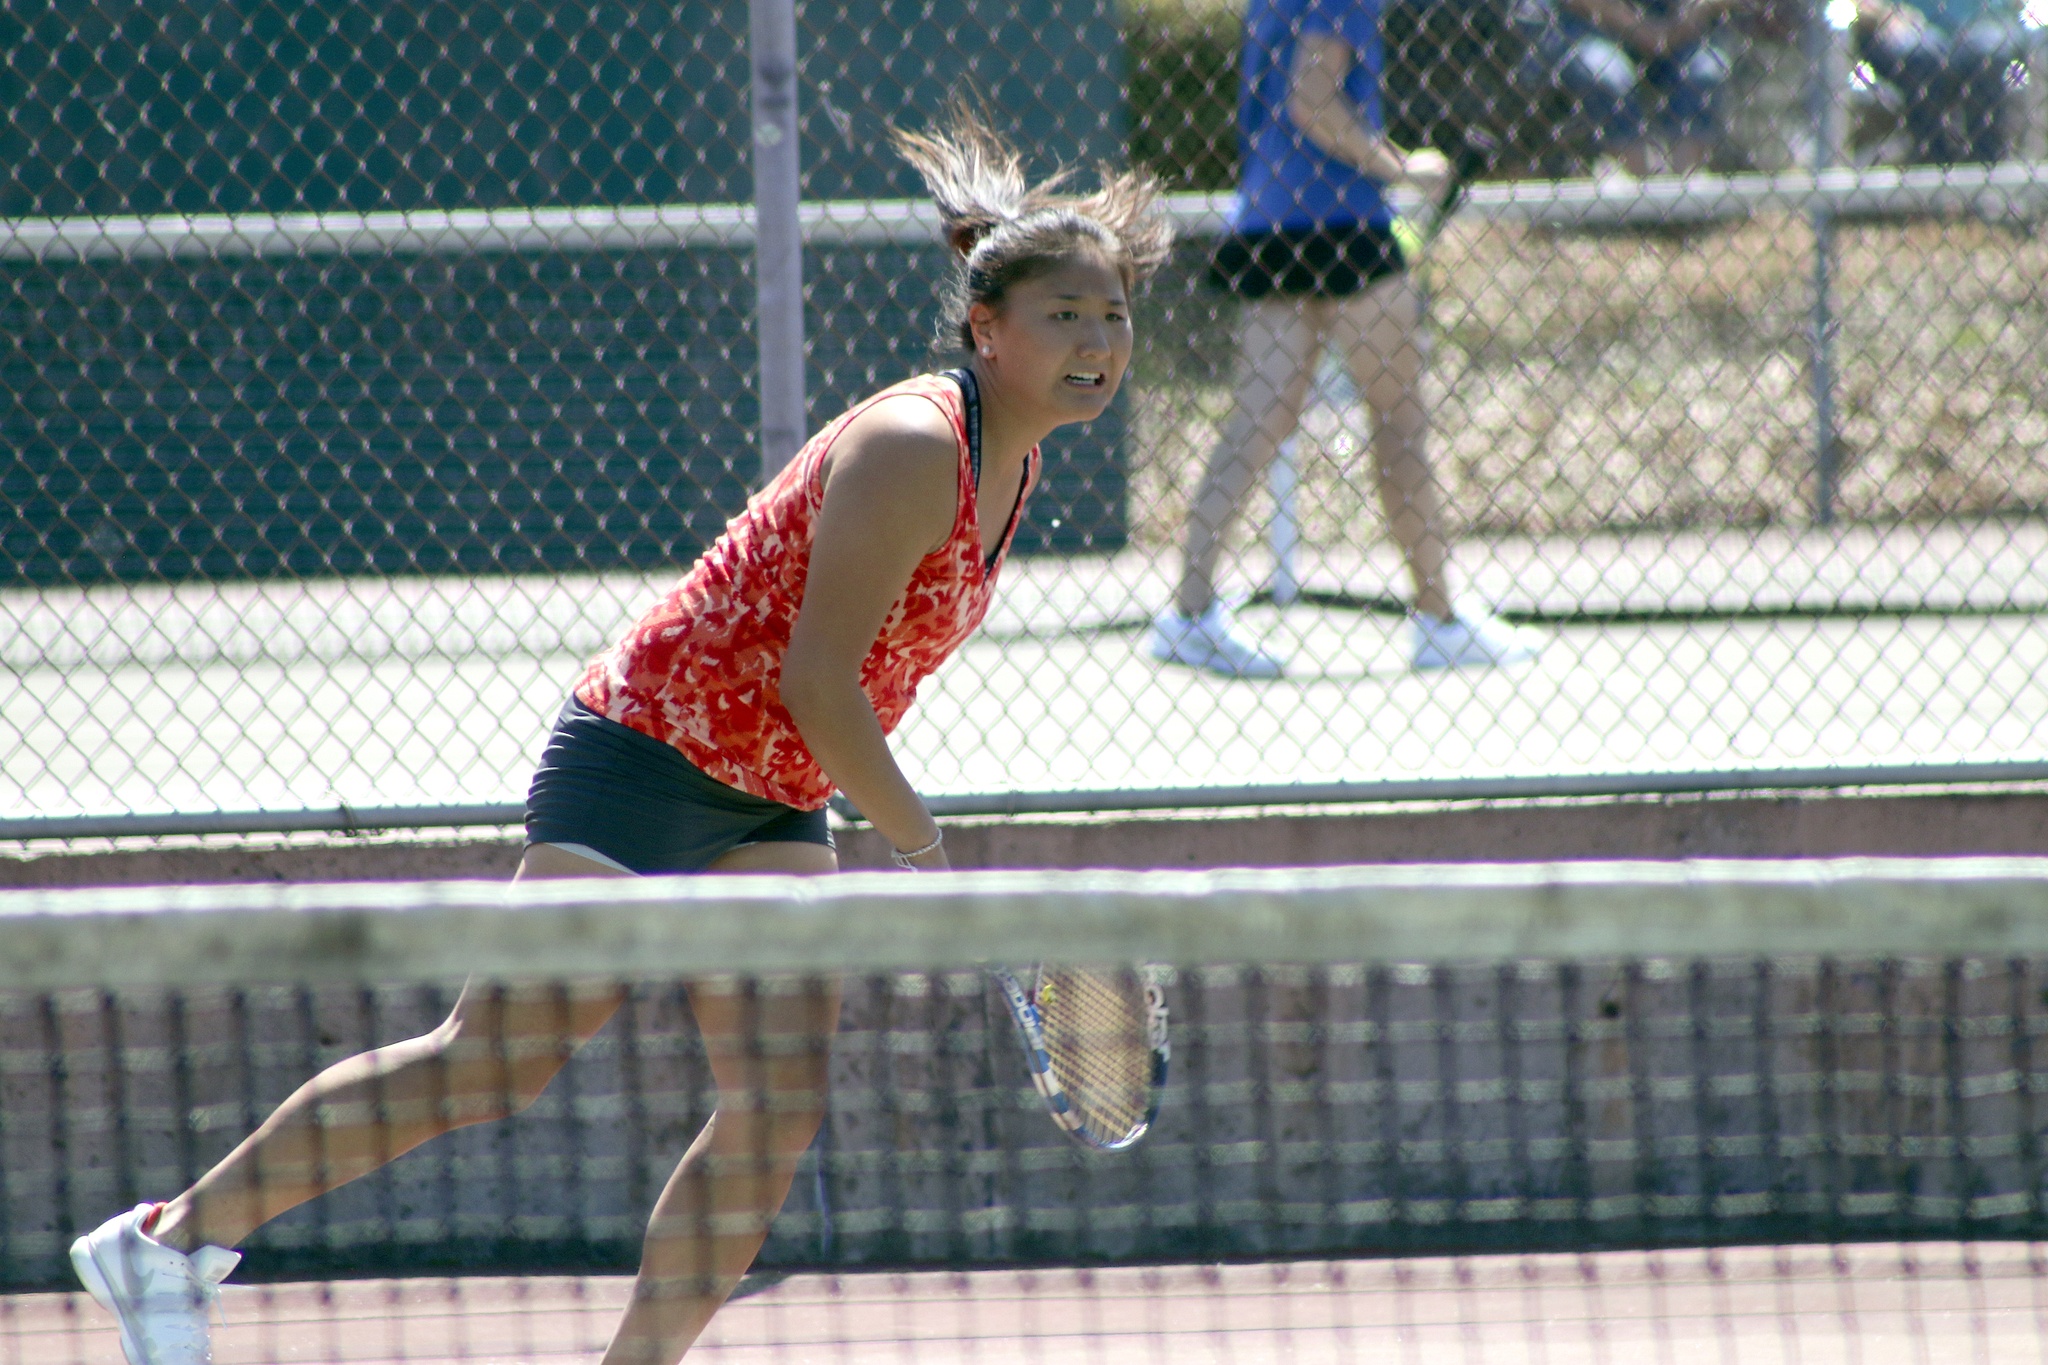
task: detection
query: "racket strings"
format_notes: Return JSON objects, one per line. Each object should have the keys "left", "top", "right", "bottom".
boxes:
{"left": 1036, "top": 967, "right": 1152, "bottom": 1142}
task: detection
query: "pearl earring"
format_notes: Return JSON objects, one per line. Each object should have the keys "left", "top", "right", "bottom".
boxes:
{"left": 980, "top": 345, "right": 993, "bottom": 357}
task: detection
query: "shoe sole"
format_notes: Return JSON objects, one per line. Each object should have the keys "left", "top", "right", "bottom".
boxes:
{"left": 1414, "top": 656, "right": 1536, "bottom": 670}
{"left": 1414, "top": 644, "right": 1542, "bottom": 670}
{"left": 1149, "top": 626, "right": 1284, "bottom": 680}
{"left": 1151, "top": 643, "right": 1283, "bottom": 679}
{"left": 1174, "top": 659, "right": 1283, "bottom": 679}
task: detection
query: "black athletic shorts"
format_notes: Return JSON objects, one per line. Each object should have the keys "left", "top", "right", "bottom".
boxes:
{"left": 1207, "top": 221, "right": 1406, "bottom": 299}
{"left": 525, "top": 695, "right": 833, "bottom": 875}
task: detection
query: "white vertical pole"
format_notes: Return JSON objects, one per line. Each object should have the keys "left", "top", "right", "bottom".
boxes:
{"left": 2027, "top": 26, "right": 2048, "bottom": 163}
{"left": 750, "top": 0, "right": 805, "bottom": 484}
{"left": 1266, "top": 438, "right": 1301, "bottom": 606}
{"left": 1266, "top": 352, "right": 1354, "bottom": 605}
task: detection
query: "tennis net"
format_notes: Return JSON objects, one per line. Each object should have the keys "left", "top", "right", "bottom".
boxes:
{"left": 4, "top": 860, "right": 2048, "bottom": 1362}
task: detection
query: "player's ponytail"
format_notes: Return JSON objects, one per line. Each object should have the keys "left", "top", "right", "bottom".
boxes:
{"left": 890, "top": 109, "right": 1040, "bottom": 261}
{"left": 891, "top": 101, "right": 1173, "bottom": 352}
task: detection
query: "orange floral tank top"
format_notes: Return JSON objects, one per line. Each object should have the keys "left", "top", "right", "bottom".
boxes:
{"left": 574, "top": 371, "right": 1038, "bottom": 810}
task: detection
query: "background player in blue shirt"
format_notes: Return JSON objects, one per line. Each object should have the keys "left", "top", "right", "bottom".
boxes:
{"left": 1150, "top": 0, "right": 1543, "bottom": 676}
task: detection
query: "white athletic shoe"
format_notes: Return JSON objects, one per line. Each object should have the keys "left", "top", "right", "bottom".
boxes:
{"left": 1411, "top": 607, "right": 1544, "bottom": 670}
{"left": 1149, "top": 604, "right": 1285, "bottom": 679}
{"left": 70, "top": 1203, "right": 240, "bottom": 1365}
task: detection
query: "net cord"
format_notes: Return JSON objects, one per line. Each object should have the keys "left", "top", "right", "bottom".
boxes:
{"left": 4, "top": 858, "right": 2047, "bottom": 991}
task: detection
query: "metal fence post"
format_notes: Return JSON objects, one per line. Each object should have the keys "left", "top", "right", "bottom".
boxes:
{"left": 2027, "top": 24, "right": 2048, "bottom": 163}
{"left": 751, "top": 0, "right": 806, "bottom": 484}
{"left": 1804, "top": 0, "right": 1848, "bottom": 525}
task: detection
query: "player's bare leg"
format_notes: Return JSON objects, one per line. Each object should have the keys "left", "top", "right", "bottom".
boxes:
{"left": 1333, "top": 272, "right": 1452, "bottom": 622}
{"left": 72, "top": 845, "right": 629, "bottom": 1365}
{"left": 1339, "top": 269, "right": 1537, "bottom": 668}
{"left": 602, "top": 838, "right": 842, "bottom": 1365}
{"left": 1174, "top": 296, "right": 1325, "bottom": 620}
{"left": 151, "top": 845, "right": 630, "bottom": 1253}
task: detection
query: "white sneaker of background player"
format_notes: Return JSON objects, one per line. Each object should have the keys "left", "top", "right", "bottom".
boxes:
{"left": 70, "top": 1203, "right": 240, "bottom": 1365}
{"left": 1148, "top": 603, "right": 1285, "bottom": 679}
{"left": 1410, "top": 606, "right": 1544, "bottom": 670}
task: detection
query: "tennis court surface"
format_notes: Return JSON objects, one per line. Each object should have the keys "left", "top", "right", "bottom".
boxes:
{"left": 7, "top": 862, "right": 2048, "bottom": 1363}
{"left": 7, "top": 1244, "right": 2042, "bottom": 1363}
{"left": 11, "top": 518, "right": 2048, "bottom": 823}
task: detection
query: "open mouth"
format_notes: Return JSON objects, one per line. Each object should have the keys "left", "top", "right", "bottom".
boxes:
{"left": 1064, "top": 372, "right": 1106, "bottom": 389}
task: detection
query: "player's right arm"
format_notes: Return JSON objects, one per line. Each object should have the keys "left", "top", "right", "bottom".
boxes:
{"left": 1286, "top": 31, "right": 1449, "bottom": 196}
{"left": 780, "top": 396, "right": 959, "bottom": 869}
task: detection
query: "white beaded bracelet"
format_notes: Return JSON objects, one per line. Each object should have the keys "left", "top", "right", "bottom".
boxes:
{"left": 891, "top": 831, "right": 944, "bottom": 870}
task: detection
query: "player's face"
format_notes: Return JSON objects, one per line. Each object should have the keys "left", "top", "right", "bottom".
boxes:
{"left": 976, "top": 252, "right": 1133, "bottom": 425}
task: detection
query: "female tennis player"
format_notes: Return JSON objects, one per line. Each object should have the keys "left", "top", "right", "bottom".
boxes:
{"left": 68, "top": 108, "right": 1170, "bottom": 1365}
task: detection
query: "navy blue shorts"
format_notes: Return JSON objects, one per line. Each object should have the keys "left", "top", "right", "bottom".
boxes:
{"left": 525, "top": 695, "right": 833, "bottom": 875}
{"left": 1208, "top": 221, "right": 1406, "bottom": 299}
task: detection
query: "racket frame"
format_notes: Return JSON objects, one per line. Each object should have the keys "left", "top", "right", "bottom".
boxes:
{"left": 989, "top": 964, "right": 1169, "bottom": 1152}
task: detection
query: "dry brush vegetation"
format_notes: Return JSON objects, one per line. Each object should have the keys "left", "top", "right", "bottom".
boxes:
{"left": 1126, "top": 213, "right": 2048, "bottom": 551}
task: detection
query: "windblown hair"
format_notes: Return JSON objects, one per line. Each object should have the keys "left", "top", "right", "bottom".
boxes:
{"left": 891, "top": 103, "right": 1173, "bottom": 352}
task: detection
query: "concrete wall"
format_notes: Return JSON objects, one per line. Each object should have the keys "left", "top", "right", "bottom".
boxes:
{"left": 6, "top": 786, "right": 2045, "bottom": 887}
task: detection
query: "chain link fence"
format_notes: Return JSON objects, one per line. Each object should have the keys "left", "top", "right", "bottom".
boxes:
{"left": 3, "top": 0, "right": 2046, "bottom": 836}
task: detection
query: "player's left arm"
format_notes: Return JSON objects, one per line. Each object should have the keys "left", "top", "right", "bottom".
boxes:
{"left": 780, "top": 398, "right": 959, "bottom": 869}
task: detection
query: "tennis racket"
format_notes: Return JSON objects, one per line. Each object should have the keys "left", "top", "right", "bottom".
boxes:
{"left": 990, "top": 964, "right": 1168, "bottom": 1151}
{"left": 1388, "top": 138, "right": 1490, "bottom": 278}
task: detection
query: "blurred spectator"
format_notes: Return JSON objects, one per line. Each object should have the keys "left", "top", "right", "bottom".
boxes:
{"left": 1721, "top": 33, "right": 1810, "bottom": 170}
{"left": 1517, "top": 0, "right": 1746, "bottom": 172}
{"left": 1852, "top": 0, "right": 2028, "bottom": 164}
{"left": 1716, "top": 0, "right": 1812, "bottom": 171}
